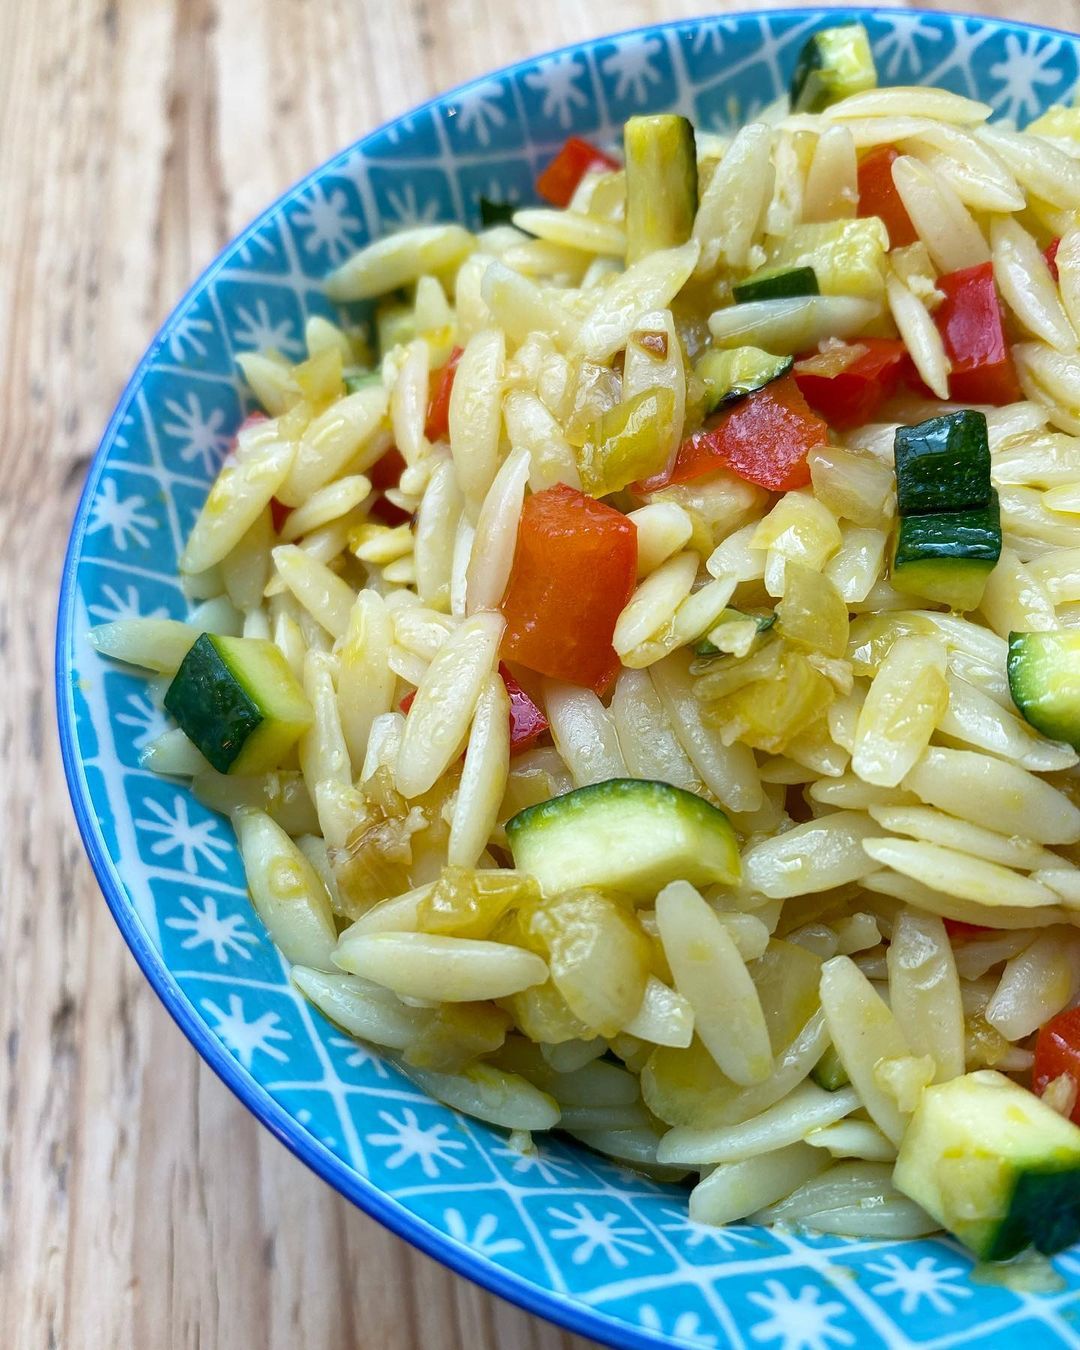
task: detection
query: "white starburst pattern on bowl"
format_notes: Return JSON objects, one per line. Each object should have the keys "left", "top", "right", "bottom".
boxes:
{"left": 201, "top": 994, "right": 291, "bottom": 1068}
{"left": 657, "top": 1207, "right": 757, "bottom": 1253}
{"left": 115, "top": 689, "right": 168, "bottom": 751}
{"left": 865, "top": 1253, "right": 973, "bottom": 1316}
{"left": 746, "top": 1281, "right": 855, "bottom": 1350}
{"left": 167, "top": 311, "right": 216, "bottom": 362}
{"left": 600, "top": 35, "right": 664, "bottom": 106}
{"left": 547, "top": 1202, "right": 652, "bottom": 1267}
{"left": 444, "top": 1209, "right": 525, "bottom": 1258}
{"left": 229, "top": 299, "right": 301, "bottom": 356}
{"left": 873, "top": 14, "right": 946, "bottom": 80}
{"left": 291, "top": 182, "right": 363, "bottom": 262}
{"left": 524, "top": 54, "right": 589, "bottom": 129}
{"left": 491, "top": 1142, "right": 578, "bottom": 1185}
{"left": 689, "top": 19, "right": 740, "bottom": 58}
{"left": 989, "top": 31, "right": 1065, "bottom": 122}
{"left": 639, "top": 1306, "right": 718, "bottom": 1348}
{"left": 87, "top": 479, "right": 157, "bottom": 552}
{"left": 367, "top": 1108, "right": 469, "bottom": 1179}
{"left": 450, "top": 81, "right": 508, "bottom": 147}
{"left": 161, "top": 392, "right": 232, "bottom": 475}
{"left": 166, "top": 894, "right": 258, "bottom": 964}
{"left": 328, "top": 1035, "right": 389, "bottom": 1078}
{"left": 134, "top": 793, "right": 232, "bottom": 873}
{"left": 87, "top": 582, "right": 169, "bottom": 624}
{"left": 382, "top": 183, "right": 441, "bottom": 228}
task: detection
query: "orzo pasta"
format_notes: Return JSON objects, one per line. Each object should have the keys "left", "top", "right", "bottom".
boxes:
{"left": 91, "top": 21, "right": 1080, "bottom": 1263}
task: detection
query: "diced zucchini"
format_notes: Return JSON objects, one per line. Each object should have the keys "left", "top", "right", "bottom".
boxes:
{"left": 810, "top": 1044, "right": 850, "bottom": 1092}
{"left": 506, "top": 778, "right": 741, "bottom": 900}
{"left": 732, "top": 267, "right": 820, "bottom": 305}
{"left": 580, "top": 387, "right": 678, "bottom": 497}
{"left": 894, "top": 1070, "right": 1080, "bottom": 1260}
{"left": 376, "top": 300, "right": 415, "bottom": 355}
{"left": 164, "top": 633, "right": 313, "bottom": 775}
{"left": 1008, "top": 630, "right": 1080, "bottom": 750}
{"left": 343, "top": 369, "right": 383, "bottom": 395}
{"left": 694, "top": 609, "right": 775, "bottom": 658}
{"left": 890, "top": 493, "right": 1002, "bottom": 612}
{"left": 894, "top": 411, "right": 991, "bottom": 516}
{"left": 764, "top": 219, "right": 889, "bottom": 299}
{"left": 479, "top": 196, "right": 517, "bottom": 228}
{"left": 624, "top": 114, "right": 698, "bottom": 263}
{"left": 695, "top": 347, "right": 794, "bottom": 413}
{"left": 790, "top": 22, "right": 877, "bottom": 114}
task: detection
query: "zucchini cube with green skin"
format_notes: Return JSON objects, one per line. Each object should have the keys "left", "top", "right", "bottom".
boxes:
{"left": 810, "top": 1044, "right": 849, "bottom": 1092}
{"left": 764, "top": 220, "right": 888, "bottom": 299}
{"left": 506, "top": 778, "right": 740, "bottom": 901}
{"left": 694, "top": 608, "right": 776, "bottom": 658}
{"left": 344, "top": 370, "right": 383, "bottom": 395}
{"left": 894, "top": 1070, "right": 1080, "bottom": 1261}
{"left": 695, "top": 348, "right": 794, "bottom": 413}
{"left": 891, "top": 492, "right": 1001, "bottom": 612}
{"left": 731, "top": 267, "right": 819, "bottom": 305}
{"left": 790, "top": 22, "right": 877, "bottom": 114}
{"left": 164, "top": 633, "right": 313, "bottom": 775}
{"left": 624, "top": 114, "right": 697, "bottom": 263}
{"left": 894, "top": 410, "right": 991, "bottom": 516}
{"left": 1008, "top": 630, "right": 1080, "bottom": 750}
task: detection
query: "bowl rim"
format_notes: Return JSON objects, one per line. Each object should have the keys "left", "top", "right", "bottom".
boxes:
{"left": 55, "top": 7, "right": 1080, "bottom": 1347}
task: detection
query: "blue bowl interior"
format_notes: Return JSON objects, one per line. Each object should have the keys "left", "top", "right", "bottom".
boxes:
{"left": 57, "top": 9, "right": 1080, "bottom": 1348}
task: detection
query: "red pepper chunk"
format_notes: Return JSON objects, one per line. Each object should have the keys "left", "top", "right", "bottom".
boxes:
{"left": 935, "top": 262, "right": 1022, "bottom": 405}
{"left": 1047, "top": 237, "right": 1062, "bottom": 283}
{"left": 400, "top": 663, "right": 549, "bottom": 754}
{"left": 942, "top": 919, "right": 992, "bottom": 940}
{"left": 499, "top": 665, "right": 549, "bottom": 751}
{"left": 536, "top": 136, "right": 621, "bottom": 209}
{"left": 641, "top": 375, "right": 827, "bottom": 493}
{"left": 269, "top": 497, "right": 290, "bottom": 533}
{"left": 367, "top": 446, "right": 411, "bottom": 525}
{"left": 500, "top": 484, "right": 636, "bottom": 694}
{"left": 1034, "top": 1007, "right": 1080, "bottom": 1123}
{"left": 794, "top": 338, "right": 911, "bottom": 429}
{"left": 857, "top": 146, "right": 918, "bottom": 249}
{"left": 424, "top": 346, "right": 463, "bottom": 443}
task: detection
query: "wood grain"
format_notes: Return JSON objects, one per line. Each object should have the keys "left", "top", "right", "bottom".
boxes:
{"left": 4, "top": 1, "right": 1079, "bottom": 1346}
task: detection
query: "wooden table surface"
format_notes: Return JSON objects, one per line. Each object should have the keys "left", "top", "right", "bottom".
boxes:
{"left": 3, "top": 1, "right": 1075, "bottom": 1346}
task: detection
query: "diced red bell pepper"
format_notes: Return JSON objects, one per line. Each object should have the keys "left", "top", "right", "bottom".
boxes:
{"left": 270, "top": 497, "right": 290, "bottom": 532}
{"left": 856, "top": 146, "right": 918, "bottom": 249}
{"left": 369, "top": 446, "right": 407, "bottom": 493}
{"left": 367, "top": 446, "right": 412, "bottom": 526}
{"left": 1046, "top": 236, "right": 1062, "bottom": 283}
{"left": 1034, "top": 1007, "right": 1080, "bottom": 1123}
{"left": 369, "top": 497, "right": 411, "bottom": 526}
{"left": 500, "top": 664, "right": 550, "bottom": 752}
{"left": 935, "top": 261, "right": 1022, "bottom": 405}
{"left": 794, "top": 338, "right": 911, "bottom": 429}
{"left": 400, "top": 662, "right": 550, "bottom": 754}
{"left": 424, "top": 346, "right": 463, "bottom": 443}
{"left": 535, "top": 136, "right": 621, "bottom": 209}
{"left": 942, "top": 919, "right": 992, "bottom": 940}
{"left": 640, "top": 375, "right": 828, "bottom": 494}
{"left": 500, "top": 483, "right": 636, "bottom": 694}
{"left": 496, "top": 666, "right": 548, "bottom": 756}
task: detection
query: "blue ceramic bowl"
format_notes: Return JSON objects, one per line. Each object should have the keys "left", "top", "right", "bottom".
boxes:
{"left": 57, "top": 9, "right": 1080, "bottom": 1347}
